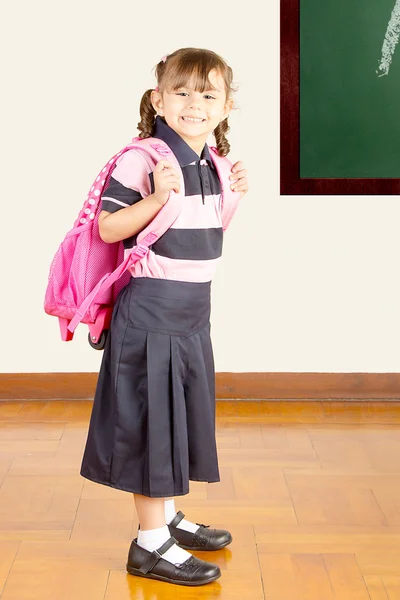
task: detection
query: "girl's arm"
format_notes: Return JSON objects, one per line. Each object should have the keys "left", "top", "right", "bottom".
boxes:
{"left": 98, "top": 154, "right": 180, "bottom": 243}
{"left": 98, "top": 193, "right": 164, "bottom": 244}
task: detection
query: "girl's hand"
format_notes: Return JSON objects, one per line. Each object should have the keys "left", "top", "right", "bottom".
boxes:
{"left": 153, "top": 160, "right": 181, "bottom": 205}
{"left": 229, "top": 161, "right": 248, "bottom": 199}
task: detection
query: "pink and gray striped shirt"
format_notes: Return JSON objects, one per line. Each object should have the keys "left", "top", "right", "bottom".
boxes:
{"left": 101, "top": 116, "right": 224, "bottom": 283}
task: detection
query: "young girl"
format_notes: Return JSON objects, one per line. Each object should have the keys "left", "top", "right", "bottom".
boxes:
{"left": 80, "top": 47, "right": 248, "bottom": 586}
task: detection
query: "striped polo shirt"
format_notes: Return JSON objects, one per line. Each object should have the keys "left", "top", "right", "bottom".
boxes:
{"left": 101, "top": 116, "right": 224, "bottom": 283}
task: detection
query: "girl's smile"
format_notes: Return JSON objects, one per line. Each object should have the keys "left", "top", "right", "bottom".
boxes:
{"left": 180, "top": 116, "right": 206, "bottom": 123}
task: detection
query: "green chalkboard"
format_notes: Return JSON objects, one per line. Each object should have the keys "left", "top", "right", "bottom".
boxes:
{"left": 300, "top": 0, "right": 400, "bottom": 178}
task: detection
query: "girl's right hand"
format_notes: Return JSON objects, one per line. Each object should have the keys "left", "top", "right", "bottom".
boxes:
{"left": 153, "top": 160, "right": 181, "bottom": 205}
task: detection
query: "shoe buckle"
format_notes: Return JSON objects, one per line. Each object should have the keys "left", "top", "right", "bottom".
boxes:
{"left": 138, "top": 549, "right": 163, "bottom": 575}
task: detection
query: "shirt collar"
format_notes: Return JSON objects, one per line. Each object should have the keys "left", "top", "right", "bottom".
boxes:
{"left": 152, "top": 116, "right": 214, "bottom": 168}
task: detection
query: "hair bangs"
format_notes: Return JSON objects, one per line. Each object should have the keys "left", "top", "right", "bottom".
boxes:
{"left": 163, "top": 51, "right": 228, "bottom": 94}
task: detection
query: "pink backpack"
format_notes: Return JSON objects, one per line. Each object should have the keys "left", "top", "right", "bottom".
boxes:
{"left": 44, "top": 136, "right": 240, "bottom": 349}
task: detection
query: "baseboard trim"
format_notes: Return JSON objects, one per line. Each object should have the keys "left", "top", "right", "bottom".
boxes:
{"left": 1, "top": 372, "right": 400, "bottom": 400}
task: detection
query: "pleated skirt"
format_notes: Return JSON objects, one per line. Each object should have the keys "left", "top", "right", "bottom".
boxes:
{"left": 80, "top": 276, "right": 220, "bottom": 497}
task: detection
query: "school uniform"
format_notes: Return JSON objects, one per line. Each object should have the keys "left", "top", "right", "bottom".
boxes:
{"left": 80, "top": 116, "right": 224, "bottom": 498}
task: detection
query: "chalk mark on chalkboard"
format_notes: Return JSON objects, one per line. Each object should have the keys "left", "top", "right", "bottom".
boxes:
{"left": 377, "top": 0, "right": 400, "bottom": 76}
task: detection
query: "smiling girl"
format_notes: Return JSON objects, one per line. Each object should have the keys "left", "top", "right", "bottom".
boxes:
{"left": 80, "top": 47, "right": 249, "bottom": 586}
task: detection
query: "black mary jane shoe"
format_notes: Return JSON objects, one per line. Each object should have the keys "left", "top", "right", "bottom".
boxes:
{"left": 167, "top": 511, "right": 233, "bottom": 551}
{"left": 126, "top": 535, "right": 221, "bottom": 586}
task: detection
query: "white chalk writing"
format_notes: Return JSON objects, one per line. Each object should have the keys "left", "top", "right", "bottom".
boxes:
{"left": 377, "top": 0, "right": 400, "bottom": 76}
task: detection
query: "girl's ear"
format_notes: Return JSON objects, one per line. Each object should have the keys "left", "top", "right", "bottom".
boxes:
{"left": 222, "top": 98, "right": 234, "bottom": 121}
{"left": 151, "top": 90, "right": 163, "bottom": 113}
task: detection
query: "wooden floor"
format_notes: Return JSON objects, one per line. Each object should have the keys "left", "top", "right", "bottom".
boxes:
{"left": 0, "top": 400, "right": 399, "bottom": 599}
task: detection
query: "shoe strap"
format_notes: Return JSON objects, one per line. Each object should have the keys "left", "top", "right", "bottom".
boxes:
{"left": 138, "top": 536, "right": 178, "bottom": 574}
{"left": 168, "top": 510, "right": 185, "bottom": 529}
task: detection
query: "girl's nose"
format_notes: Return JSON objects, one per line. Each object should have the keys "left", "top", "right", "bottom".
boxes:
{"left": 188, "top": 102, "right": 203, "bottom": 112}
{"left": 188, "top": 93, "right": 202, "bottom": 107}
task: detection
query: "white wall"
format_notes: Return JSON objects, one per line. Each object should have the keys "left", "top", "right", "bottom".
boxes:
{"left": 2, "top": 0, "right": 400, "bottom": 374}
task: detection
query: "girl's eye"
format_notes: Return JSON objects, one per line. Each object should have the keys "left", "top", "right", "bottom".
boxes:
{"left": 176, "top": 92, "right": 215, "bottom": 100}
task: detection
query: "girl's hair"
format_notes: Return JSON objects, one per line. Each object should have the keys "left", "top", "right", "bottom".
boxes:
{"left": 137, "top": 47, "right": 238, "bottom": 157}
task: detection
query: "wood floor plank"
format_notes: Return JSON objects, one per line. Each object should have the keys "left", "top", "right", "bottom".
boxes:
{"left": 80, "top": 479, "right": 131, "bottom": 501}
{"left": 308, "top": 426, "right": 400, "bottom": 472}
{"left": 284, "top": 471, "right": 389, "bottom": 525}
{"left": 0, "top": 401, "right": 92, "bottom": 423}
{"left": 356, "top": 554, "right": 400, "bottom": 577}
{"left": 0, "top": 422, "right": 65, "bottom": 441}
{"left": 0, "top": 440, "right": 59, "bottom": 458}
{"left": 206, "top": 467, "right": 236, "bottom": 501}
{"left": 323, "top": 554, "right": 371, "bottom": 599}
{"left": 256, "top": 525, "right": 400, "bottom": 553}
{"left": 231, "top": 466, "right": 293, "bottom": 506}
{"left": 1, "top": 568, "right": 110, "bottom": 600}
{"left": 216, "top": 446, "right": 319, "bottom": 468}
{"left": 70, "top": 498, "right": 135, "bottom": 543}
{"left": 0, "top": 404, "right": 24, "bottom": 419}
{"left": 7, "top": 456, "right": 80, "bottom": 478}
{"left": 258, "top": 553, "right": 383, "bottom": 600}
{"left": 0, "top": 459, "right": 14, "bottom": 489}
{"left": 0, "top": 541, "right": 20, "bottom": 597}
{"left": 237, "top": 424, "right": 265, "bottom": 448}
{"left": 0, "top": 475, "right": 83, "bottom": 537}
{"left": 363, "top": 575, "right": 390, "bottom": 600}
{"left": 7, "top": 540, "right": 127, "bottom": 570}
{"left": 257, "top": 553, "right": 302, "bottom": 600}
{"left": 371, "top": 484, "right": 400, "bottom": 525}
{"left": 291, "top": 554, "right": 336, "bottom": 599}
{"left": 382, "top": 577, "right": 400, "bottom": 600}
{"left": 55, "top": 425, "right": 87, "bottom": 457}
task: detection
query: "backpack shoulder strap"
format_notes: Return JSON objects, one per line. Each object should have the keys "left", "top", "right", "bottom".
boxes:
{"left": 127, "top": 137, "right": 185, "bottom": 245}
{"left": 208, "top": 146, "right": 241, "bottom": 232}
{"left": 68, "top": 138, "right": 185, "bottom": 334}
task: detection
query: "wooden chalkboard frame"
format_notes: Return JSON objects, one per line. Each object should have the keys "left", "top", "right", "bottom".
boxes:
{"left": 280, "top": 0, "right": 400, "bottom": 195}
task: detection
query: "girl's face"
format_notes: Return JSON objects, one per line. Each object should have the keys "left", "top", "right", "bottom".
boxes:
{"left": 151, "top": 68, "right": 233, "bottom": 153}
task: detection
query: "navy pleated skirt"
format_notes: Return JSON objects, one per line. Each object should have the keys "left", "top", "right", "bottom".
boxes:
{"left": 80, "top": 276, "right": 220, "bottom": 497}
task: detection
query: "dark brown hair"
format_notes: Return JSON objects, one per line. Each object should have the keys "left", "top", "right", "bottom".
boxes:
{"left": 137, "top": 47, "right": 238, "bottom": 157}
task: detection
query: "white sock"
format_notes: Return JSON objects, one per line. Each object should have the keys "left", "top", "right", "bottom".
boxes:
{"left": 164, "top": 499, "right": 200, "bottom": 534}
{"left": 137, "top": 525, "right": 192, "bottom": 566}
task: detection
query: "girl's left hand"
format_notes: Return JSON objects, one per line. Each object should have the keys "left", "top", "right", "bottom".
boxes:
{"left": 229, "top": 161, "right": 248, "bottom": 199}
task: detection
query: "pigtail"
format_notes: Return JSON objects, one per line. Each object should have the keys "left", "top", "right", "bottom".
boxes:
{"left": 213, "top": 117, "right": 231, "bottom": 157}
{"left": 137, "top": 90, "right": 157, "bottom": 138}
